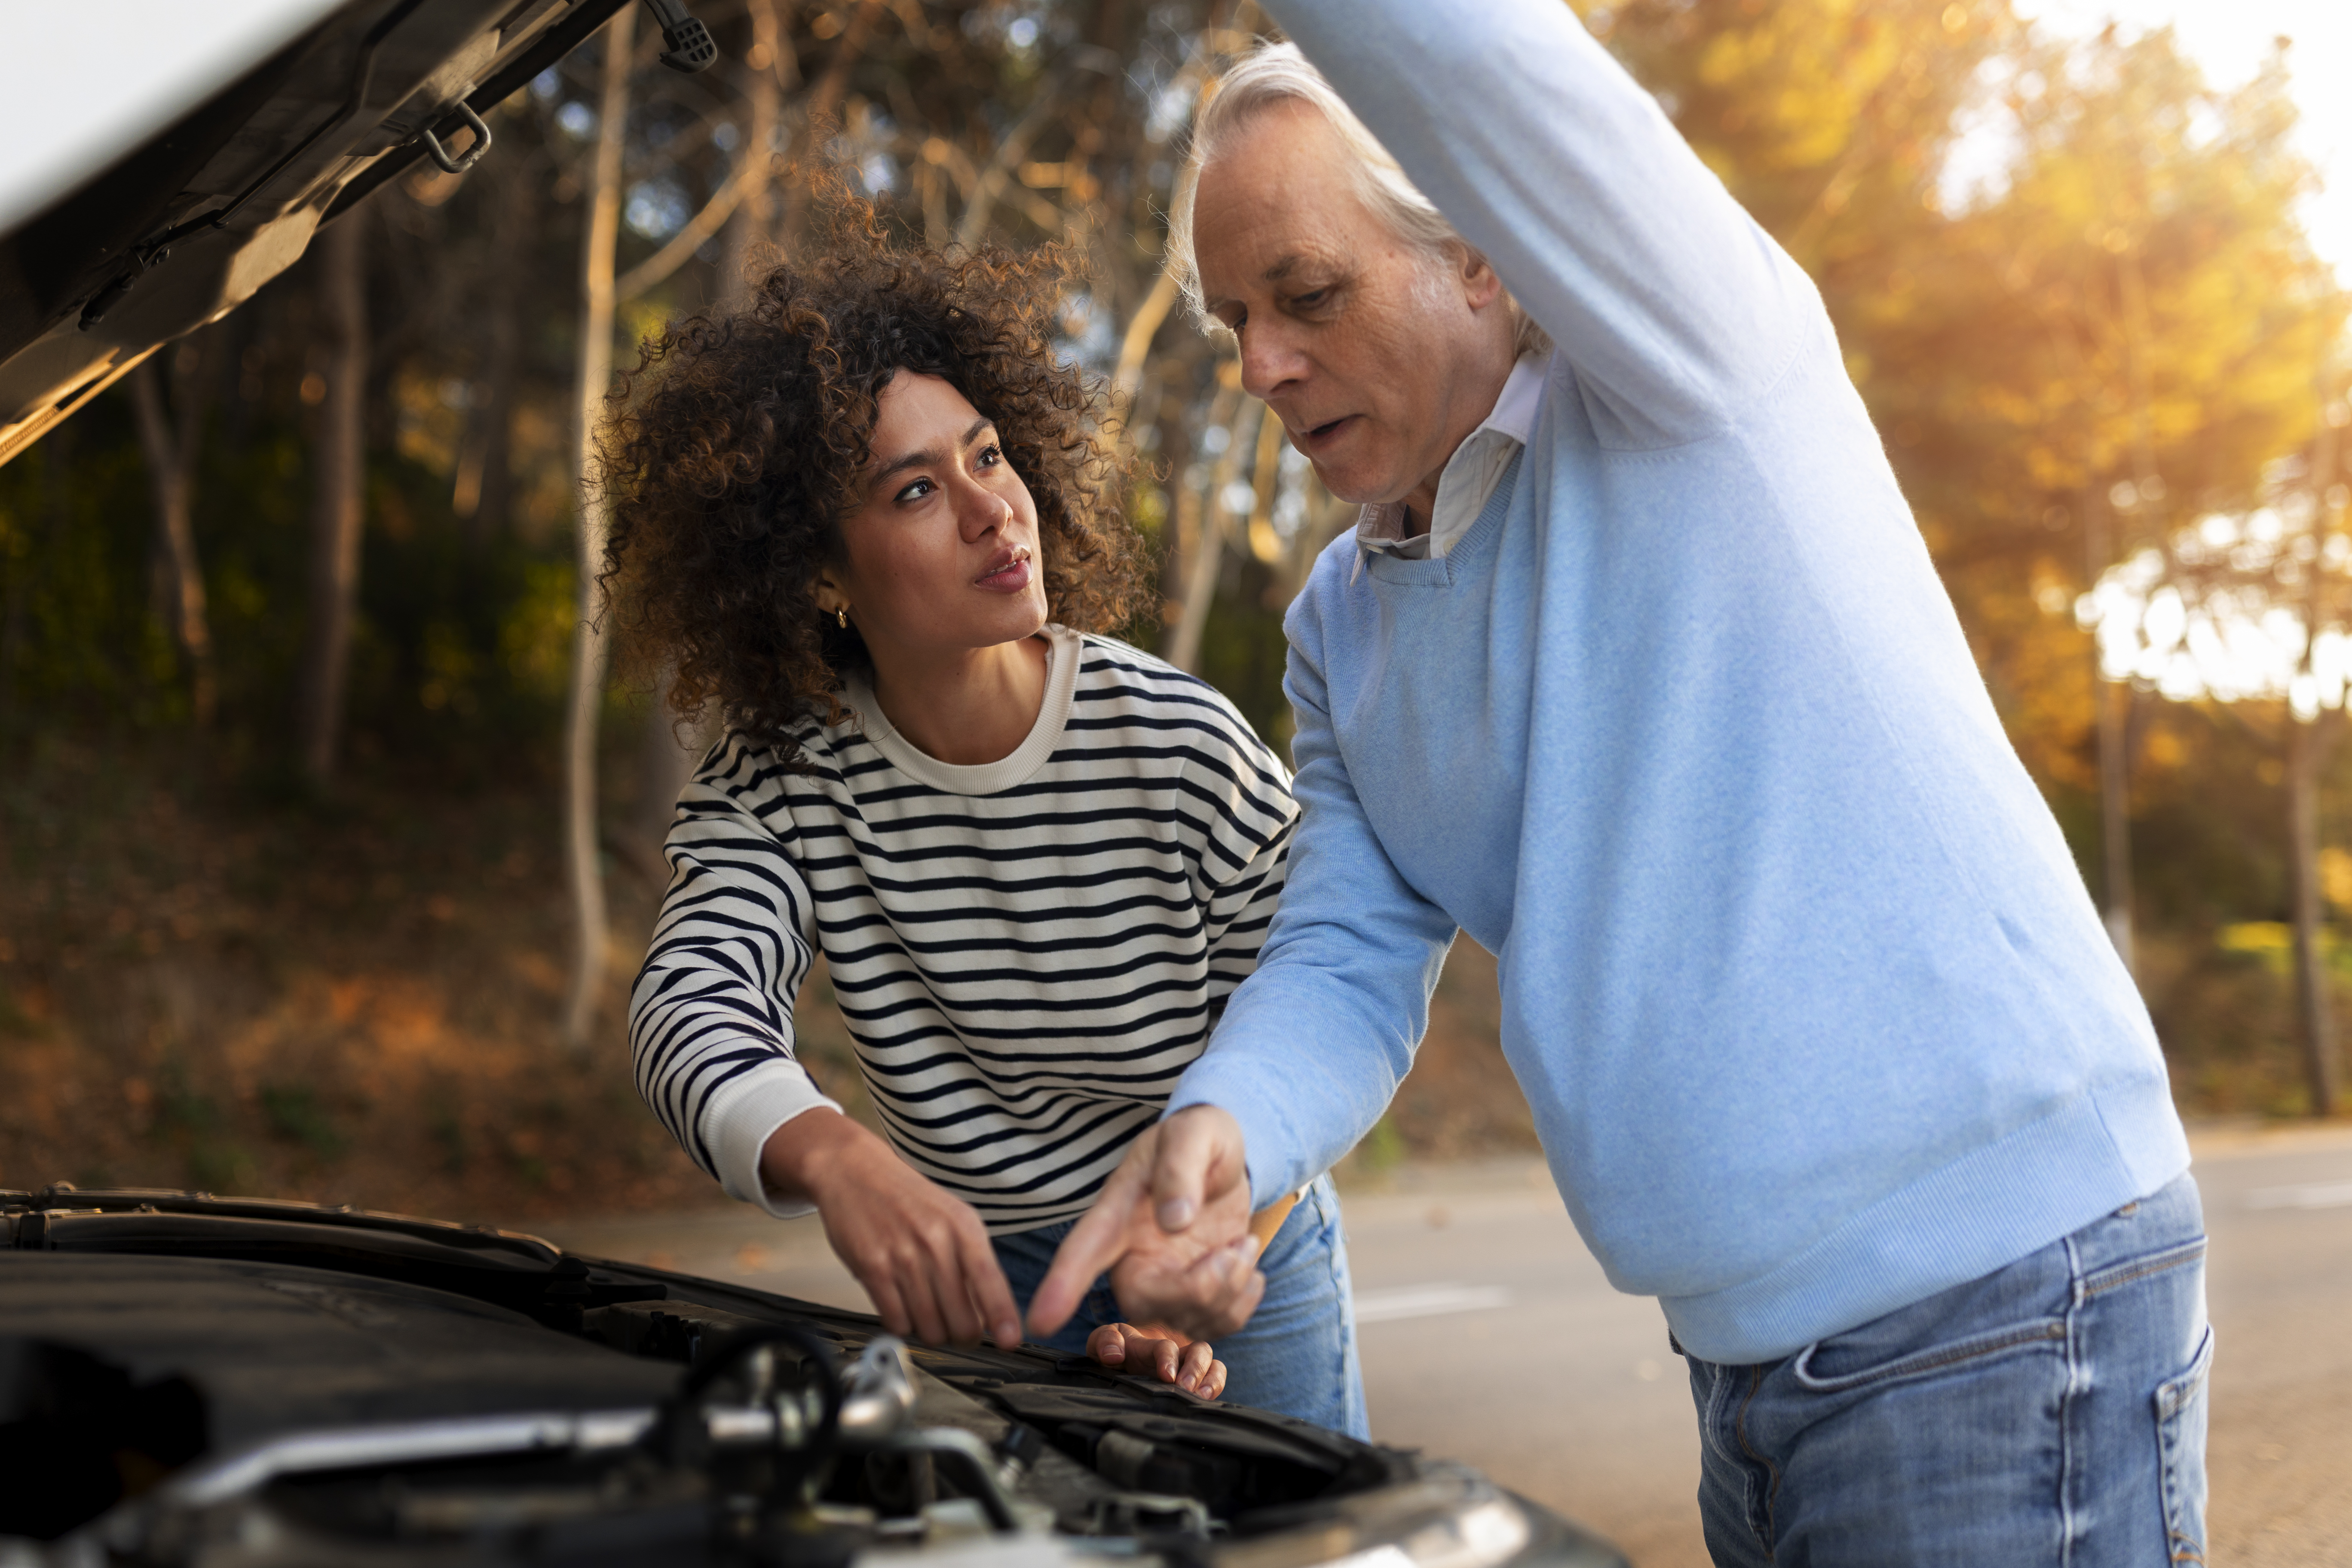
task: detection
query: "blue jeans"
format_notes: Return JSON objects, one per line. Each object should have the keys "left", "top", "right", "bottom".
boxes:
{"left": 993, "top": 1173, "right": 1370, "bottom": 1439}
{"left": 1683, "top": 1173, "right": 2211, "bottom": 1567}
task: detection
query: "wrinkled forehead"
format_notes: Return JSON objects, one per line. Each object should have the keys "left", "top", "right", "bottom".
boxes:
{"left": 1194, "top": 96, "right": 1352, "bottom": 215}
{"left": 1190, "top": 106, "right": 1386, "bottom": 290}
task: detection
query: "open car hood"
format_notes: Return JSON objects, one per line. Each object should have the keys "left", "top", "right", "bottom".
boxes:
{"left": 1, "top": 1184, "right": 1628, "bottom": 1567}
{"left": 0, "top": 0, "right": 643, "bottom": 469}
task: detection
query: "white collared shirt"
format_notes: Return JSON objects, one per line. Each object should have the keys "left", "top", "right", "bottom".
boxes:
{"left": 1354, "top": 352, "right": 1547, "bottom": 567}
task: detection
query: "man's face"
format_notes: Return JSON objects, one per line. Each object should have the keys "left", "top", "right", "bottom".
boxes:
{"left": 1191, "top": 99, "right": 1513, "bottom": 508}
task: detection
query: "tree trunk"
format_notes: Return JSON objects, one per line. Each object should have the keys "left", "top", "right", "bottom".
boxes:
{"left": 129, "top": 355, "right": 217, "bottom": 726}
{"left": 626, "top": 3, "right": 787, "bottom": 870}
{"left": 1109, "top": 267, "right": 1179, "bottom": 425}
{"left": 2288, "top": 710, "right": 2339, "bottom": 1116}
{"left": 635, "top": 665, "right": 706, "bottom": 879}
{"left": 2292, "top": 368, "right": 2347, "bottom": 1117}
{"left": 776, "top": 0, "right": 879, "bottom": 253}
{"left": 561, "top": 6, "right": 635, "bottom": 1051}
{"left": 294, "top": 217, "right": 369, "bottom": 784}
{"left": 466, "top": 161, "right": 533, "bottom": 542}
{"left": 2083, "top": 482, "right": 2135, "bottom": 974}
{"left": 2096, "top": 681, "right": 2136, "bottom": 971}
{"left": 718, "top": 0, "right": 784, "bottom": 301}
{"left": 0, "top": 424, "right": 69, "bottom": 733}
{"left": 1167, "top": 394, "right": 1254, "bottom": 674}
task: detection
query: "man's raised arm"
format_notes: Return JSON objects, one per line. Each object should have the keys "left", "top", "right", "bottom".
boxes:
{"left": 1264, "top": 0, "right": 1815, "bottom": 450}
{"left": 1164, "top": 619, "right": 1457, "bottom": 1206}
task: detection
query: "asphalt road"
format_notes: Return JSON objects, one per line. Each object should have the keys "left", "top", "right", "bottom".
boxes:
{"left": 545, "top": 1126, "right": 2352, "bottom": 1567}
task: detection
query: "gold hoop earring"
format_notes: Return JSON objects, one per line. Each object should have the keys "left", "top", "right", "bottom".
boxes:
{"left": 835, "top": 606, "right": 849, "bottom": 630}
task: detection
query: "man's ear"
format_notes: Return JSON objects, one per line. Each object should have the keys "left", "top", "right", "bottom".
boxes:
{"left": 1458, "top": 244, "right": 1505, "bottom": 312}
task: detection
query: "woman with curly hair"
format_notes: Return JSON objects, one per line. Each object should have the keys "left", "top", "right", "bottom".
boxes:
{"left": 606, "top": 223, "right": 1365, "bottom": 1436}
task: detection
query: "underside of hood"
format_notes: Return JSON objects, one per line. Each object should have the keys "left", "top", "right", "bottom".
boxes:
{"left": 0, "top": 0, "right": 640, "bottom": 470}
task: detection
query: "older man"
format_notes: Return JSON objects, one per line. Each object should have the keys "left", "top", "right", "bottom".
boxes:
{"left": 1032, "top": 1, "right": 2207, "bottom": 1562}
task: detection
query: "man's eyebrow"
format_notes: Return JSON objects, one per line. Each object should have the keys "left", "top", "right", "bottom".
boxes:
{"left": 1204, "top": 255, "right": 1323, "bottom": 314}
{"left": 873, "top": 417, "right": 996, "bottom": 483}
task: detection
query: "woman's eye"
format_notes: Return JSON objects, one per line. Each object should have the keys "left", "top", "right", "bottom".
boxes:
{"left": 894, "top": 476, "right": 934, "bottom": 503}
{"left": 977, "top": 444, "right": 1001, "bottom": 468}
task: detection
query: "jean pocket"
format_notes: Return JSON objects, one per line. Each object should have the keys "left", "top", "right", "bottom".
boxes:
{"left": 1790, "top": 1315, "right": 2066, "bottom": 1394}
{"left": 2081, "top": 1236, "right": 2206, "bottom": 1299}
{"left": 2155, "top": 1324, "right": 2214, "bottom": 1566}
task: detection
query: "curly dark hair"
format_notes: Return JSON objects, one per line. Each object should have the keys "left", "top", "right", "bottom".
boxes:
{"left": 597, "top": 210, "right": 1151, "bottom": 769}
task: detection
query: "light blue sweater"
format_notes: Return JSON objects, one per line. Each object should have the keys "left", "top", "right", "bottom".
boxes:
{"left": 1165, "top": 0, "right": 2190, "bottom": 1365}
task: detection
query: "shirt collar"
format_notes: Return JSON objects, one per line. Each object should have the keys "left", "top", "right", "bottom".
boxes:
{"left": 1482, "top": 352, "right": 1547, "bottom": 447}
{"left": 1354, "top": 353, "right": 1548, "bottom": 559}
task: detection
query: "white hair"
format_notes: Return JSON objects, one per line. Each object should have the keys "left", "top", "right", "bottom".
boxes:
{"left": 1167, "top": 41, "right": 1550, "bottom": 357}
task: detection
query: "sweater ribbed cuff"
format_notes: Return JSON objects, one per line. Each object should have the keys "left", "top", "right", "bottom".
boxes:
{"left": 701, "top": 1061, "right": 843, "bottom": 1220}
{"left": 1165, "top": 1071, "right": 1304, "bottom": 1214}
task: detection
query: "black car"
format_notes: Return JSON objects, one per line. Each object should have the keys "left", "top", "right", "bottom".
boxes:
{"left": 0, "top": 7, "right": 1626, "bottom": 1562}
{"left": 2, "top": 1184, "right": 1627, "bottom": 1566}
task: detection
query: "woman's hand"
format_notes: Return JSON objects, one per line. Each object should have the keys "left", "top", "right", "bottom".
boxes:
{"left": 1087, "top": 1322, "right": 1228, "bottom": 1400}
{"left": 761, "top": 1110, "right": 1023, "bottom": 1350}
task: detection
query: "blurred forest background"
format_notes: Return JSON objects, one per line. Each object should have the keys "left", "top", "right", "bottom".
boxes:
{"left": 2, "top": 0, "right": 2348, "bottom": 1220}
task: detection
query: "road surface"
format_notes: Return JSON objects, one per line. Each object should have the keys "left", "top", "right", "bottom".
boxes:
{"left": 545, "top": 1125, "right": 2352, "bottom": 1566}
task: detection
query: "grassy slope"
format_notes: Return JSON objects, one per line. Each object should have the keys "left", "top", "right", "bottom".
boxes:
{"left": 0, "top": 737, "right": 1529, "bottom": 1222}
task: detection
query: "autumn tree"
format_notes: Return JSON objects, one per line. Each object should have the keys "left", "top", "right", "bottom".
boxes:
{"left": 1600, "top": 1, "right": 2344, "bottom": 965}
{"left": 1885, "top": 27, "right": 2337, "bottom": 962}
{"left": 2080, "top": 379, "right": 2352, "bottom": 1111}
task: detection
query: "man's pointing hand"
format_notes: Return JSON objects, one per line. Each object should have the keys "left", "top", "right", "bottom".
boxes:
{"left": 1026, "top": 1106, "right": 1266, "bottom": 1342}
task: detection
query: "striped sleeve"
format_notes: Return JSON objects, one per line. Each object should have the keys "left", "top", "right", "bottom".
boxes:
{"left": 628, "top": 735, "right": 842, "bottom": 1218}
{"left": 1204, "top": 824, "right": 1291, "bottom": 1010}
{"left": 1191, "top": 707, "right": 1293, "bottom": 1013}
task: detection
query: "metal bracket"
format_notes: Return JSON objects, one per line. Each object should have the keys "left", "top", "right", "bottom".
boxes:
{"left": 420, "top": 103, "right": 493, "bottom": 175}
{"left": 641, "top": 0, "right": 717, "bottom": 73}
{"left": 1088, "top": 1491, "right": 1216, "bottom": 1539}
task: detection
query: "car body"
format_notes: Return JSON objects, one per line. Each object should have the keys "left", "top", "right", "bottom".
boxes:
{"left": 1, "top": 1184, "right": 1629, "bottom": 1566}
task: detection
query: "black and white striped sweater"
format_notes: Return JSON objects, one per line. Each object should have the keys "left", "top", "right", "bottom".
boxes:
{"left": 629, "top": 628, "right": 1297, "bottom": 1234}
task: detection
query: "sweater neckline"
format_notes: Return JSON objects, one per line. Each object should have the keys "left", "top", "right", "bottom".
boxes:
{"left": 841, "top": 625, "right": 1080, "bottom": 796}
{"left": 1363, "top": 445, "right": 1525, "bottom": 586}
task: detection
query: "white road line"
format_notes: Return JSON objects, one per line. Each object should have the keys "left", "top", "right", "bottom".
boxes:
{"left": 1352, "top": 1283, "right": 1513, "bottom": 1324}
{"left": 2247, "top": 1181, "right": 2352, "bottom": 1210}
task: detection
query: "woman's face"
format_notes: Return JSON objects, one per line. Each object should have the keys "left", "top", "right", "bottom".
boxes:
{"left": 818, "top": 370, "right": 1049, "bottom": 662}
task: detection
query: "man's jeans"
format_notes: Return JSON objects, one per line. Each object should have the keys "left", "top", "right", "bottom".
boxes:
{"left": 992, "top": 1173, "right": 1370, "bottom": 1439}
{"left": 1682, "top": 1173, "right": 2210, "bottom": 1566}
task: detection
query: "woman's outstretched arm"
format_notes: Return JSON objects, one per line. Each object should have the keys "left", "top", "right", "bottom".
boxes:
{"left": 632, "top": 739, "right": 1021, "bottom": 1347}
{"left": 636, "top": 736, "right": 1227, "bottom": 1381}
{"left": 630, "top": 735, "right": 839, "bottom": 1215}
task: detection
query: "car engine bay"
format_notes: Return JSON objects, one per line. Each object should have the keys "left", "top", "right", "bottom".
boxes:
{"left": 0, "top": 1186, "right": 1623, "bottom": 1567}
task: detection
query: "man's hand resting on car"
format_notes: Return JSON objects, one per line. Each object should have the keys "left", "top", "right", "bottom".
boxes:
{"left": 760, "top": 1112, "right": 1231, "bottom": 1395}
{"left": 1026, "top": 1106, "right": 1264, "bottom": 1342}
